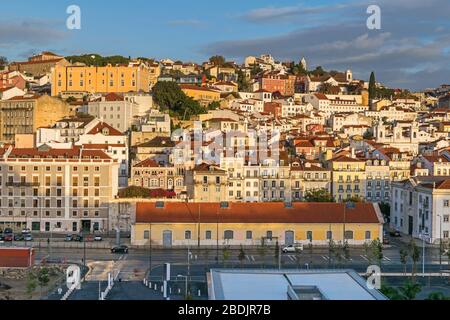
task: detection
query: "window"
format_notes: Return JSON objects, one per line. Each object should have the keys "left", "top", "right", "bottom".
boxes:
{"left": 326, "top": 231, "right": 333, "bottom": 240}
{"left": 246, "top": 231, "right": 253, "bottom": 240}
{"left": 444, "top": 200, "right": 450, "bottom": 208}
{"left": 144, "top": 230, "right": 150, "bottom": 240}
{"left": 205, "top": 231, "right": 212, "bottom": 240}
{"left": 365, "top": 231, "right": 371, "bottom": 240}
{"left": 185, "top": 230, "right": 191, "bottom": 240}
{"left": 224, "top": 230, "right": 234, "bottom": 240}
{"left": 266, "top": 231, "right": 273, "bottom": 240}
{"left": 307, "top": 231, "right": 313, "bottom": 241}
{"left": 345, "top": 231, "right": 354, "bottom": 240}
{"left": 444, "top": 215, "right": 450, "bottom": 223}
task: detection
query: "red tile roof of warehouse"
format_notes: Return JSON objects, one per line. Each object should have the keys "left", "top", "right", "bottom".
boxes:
{"left": 135, "top": 202, "right": 383, "bottom": 224}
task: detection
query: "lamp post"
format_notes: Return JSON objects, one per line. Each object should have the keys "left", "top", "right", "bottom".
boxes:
{"left": 177, "top": 275, "right": 188, "bottom": 299}
{"left": 437, "top": 214, "right": 443, "bottom": 275}
{"left": 148, "top": 223, "right": 152, "bottom": 277}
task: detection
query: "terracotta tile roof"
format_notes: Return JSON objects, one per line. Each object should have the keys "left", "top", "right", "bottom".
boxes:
{"left": 330, "top": 155, "right": 365, "bottom": 163}
{"left": 0, "top": 146, "right": 111, "bottom": 160}
{"left": 135, "top": 202, "right": 382, "bottom": 224}
{"left": 136, "top": 136, "right": 176, "bottom": 148}
{"left": 134, "top": 158, "right": 160, "bottom": 168}
{"left": 10, "top": 58, "right": 64, "bottom": 66}
{"left": 87, "top": 122, "right": 124, "bottom": 136}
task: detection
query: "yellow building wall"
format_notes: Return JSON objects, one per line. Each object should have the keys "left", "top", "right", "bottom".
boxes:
{"left": 181, "top": 88, "right": 221, "bottom": 102}
{"left": 133, "top": 222, "right": 382, "bottom": 246}
{"left": 331, "top": 161, "right": 366, "bottom": 201}
{"left": 34, "top": 95, "right": 75, "bottom": 132}
{"left": 52, "top": 65, "right": 150, "bottom": 96}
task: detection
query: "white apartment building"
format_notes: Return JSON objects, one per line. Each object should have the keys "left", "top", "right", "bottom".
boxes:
{"left": 391, "top": 177, "right": 450, "bottom": 243}
{"left": 0, "top": 145, "right": 119, "bottom": 233}
{"left": 82, "top": 92, "right": 141, "bottom": 132}
{"left": 365, "top": 159, "right": 391, "bottom": 204}
{"left": 304, "top": 93, "right": 368, "bottom": 116}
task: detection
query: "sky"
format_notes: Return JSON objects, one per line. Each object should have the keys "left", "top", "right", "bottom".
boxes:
{"left": 1, "top": 0, "right": 449, "bottom": 91}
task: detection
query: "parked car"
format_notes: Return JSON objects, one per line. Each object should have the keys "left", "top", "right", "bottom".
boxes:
{"left": 94, "top": 235, "right": 103, "bottom": 242}
{"left": 73, "top": 235, "right": 83, "bottom": 242}
{"left": 14, "top": 234, "right": 24, "bottom": 241}
{"left": 390, "top": 230, "right": 402, "bottom": 237}
{"left": 111, "top": 245, "right": 129, "bottom": 254}
{"left": 4, "top": 228, "right": 13, "bottom": 235}
{"left": 24, "top": 234, "right": 33, "bottom": 241}
{"left": 21, "top": 228, "right": 31, "bottom": 234}
{"left": 383, "top": 237, "right": 390, "bottom": 245}
{"left": 64, "top": 234, "right": 73, "bottom": 242}
{"left": 3, "top": 234, "right": 14, "bottom": 242}
{"left": 282, "top": 244, "right": 304, "bottom": 253}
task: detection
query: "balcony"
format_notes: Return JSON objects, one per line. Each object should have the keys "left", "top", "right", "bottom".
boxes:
{"left": 6, "top": 182, "right": 40, "bottom": 187}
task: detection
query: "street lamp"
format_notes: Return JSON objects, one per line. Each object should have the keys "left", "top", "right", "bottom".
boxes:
{"left": 437, "top": 214, "right": 443, "bottom": 275}
{"left": 177, "top": 274, "right": 188, "bottom": 299}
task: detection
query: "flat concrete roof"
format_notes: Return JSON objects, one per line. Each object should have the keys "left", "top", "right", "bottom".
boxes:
{"left": 208, "top": 269, "right": 387, "bottom": 301}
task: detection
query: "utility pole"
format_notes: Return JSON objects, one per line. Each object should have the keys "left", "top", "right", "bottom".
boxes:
{"left": 197, "top": 204, "right": 201, "bottom": 248}
{"left": 187, "top": 244, "right": 191, "bottom": 297}
{"left": 148, "top": 223, "right": 152, "bottom": 276}
{"left": 438, "top": 215, "right": 443, "bottom": 275}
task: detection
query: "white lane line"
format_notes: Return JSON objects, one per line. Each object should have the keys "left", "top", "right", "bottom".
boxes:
{"left": 322, "top": 256, "right": 329, "bottom": 261}
{"left": 361, "top": 255, "right": 369, "bottom": 261}
{"left": 251, "top": 256, "right": 255, "bottom": 262}
{"left": 383, "top": 256, "right": 391, "bottom": 261}
{"left": 246, "top": 255, "right": 251, "bottom": 261}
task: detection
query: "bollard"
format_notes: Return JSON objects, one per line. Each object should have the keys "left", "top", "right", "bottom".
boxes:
{"left": 178, "top": 288, "right": 181, "bottom": 294}
{"left": 148, "top": 282, "right": 152, "bottom": 288}
{"left": 161, "top": 286, "right": 164, "bottom": 293}
{"left": 154, "top": 284, "right": 157, "bottom": 290}
{"left": 169, "top": 288, "right": 172, "bottom": 294}
{"left": 198, "top": 290, "right": 201, "bottom": 297}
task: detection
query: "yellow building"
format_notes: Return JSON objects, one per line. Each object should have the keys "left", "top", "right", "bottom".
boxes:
{"left": 51, "top": 63, "right": 151, "bottom": 96}
{"left": 180, "top": 85, "right": 221, "bottom": 106}
{"left": 329, "top": 155, "right": 366, "bottom": 202}
{"left": 0, "top": 95, "right": 75, "bottom": 143}
{"left": 131, "top": 202, "right": 384, "bottom": 247}
{"left": 186, "top": 163, "right": 228, "bottom": 202}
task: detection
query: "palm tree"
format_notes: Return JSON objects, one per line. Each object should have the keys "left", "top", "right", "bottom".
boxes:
{"left": 238, "top": 245, "right": 246, "bottom": 268}
{"left": 222, "top": 246, "right": 230, "bottom": 268}
{"left": 398, "top": 281, "right": 422, "bottom": 300}
{"left": 257, "top": 239, "right": 267, "bottom": 269}
{"left": 408, "top": 240, "right": 421, "bottom": 283}
{"left": 400, "top": 248, "right": 408, "bottom": 275}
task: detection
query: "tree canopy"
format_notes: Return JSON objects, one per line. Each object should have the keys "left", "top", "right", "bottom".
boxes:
{"left": 304, "top": 189, "right": 334, "bottom": 202}
{"left": 209, "top": 55, "right": 226, "bottom": 67}
{"left": 0, "top": 56, "right": 7, "bottom": 70}
{"left": 369, "top": 71, "right": 376, "bottom": 100}
{"left": 65, "top": 54, "right": 130, "bottom": 66}
{"left": 152, "top": 81, "right": 206, "bottom": 119}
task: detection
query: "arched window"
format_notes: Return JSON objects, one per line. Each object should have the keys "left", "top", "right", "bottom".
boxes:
{"left": 224, "top": 230, "right": 234, "bottom": 240}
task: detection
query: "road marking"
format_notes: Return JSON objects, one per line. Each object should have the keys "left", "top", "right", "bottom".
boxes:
{"left": 288, "top": 255, "right": 297, "bottom": 261}
{"left": 251, "top": 255, "right": 255, "bottom": 262}
{"left": 383, "top": 256, "right": 391, "bottom": 261}
{"left": 322, "top": 255, "right": 329, "bottom": 261}
{"left": 361, "top": 255, "right": 369, "bottom": 261}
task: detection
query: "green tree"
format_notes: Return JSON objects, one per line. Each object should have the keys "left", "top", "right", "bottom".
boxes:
{"left": 408, "top": 240, "right": 421, "bottom": 283}
{"left": 328, "top": 239, "right": 336, "bottom": 267}
{"left": 237, "top": 69, "right": 251, "bottom": 91}
{"left": 363, "top": 241, "right": 372, "bottom": 264}
{"left": 0, "top": 56, "right": 8, "bottom": 70}
{"left": 209, "top": 55, "right": 226, "bottom": 67}
{"left": 371, "top": 239, "right": 383, "bottom": 266}
{"left": 208, "top": 101, "right": 220, "bottom": 110}
{"left": 310, "top": 66, "right": 325, "bottom": 77}
{"left": 398, "top": 280, "right": 422, "bottom": 300}
{"left": 37, "top": 268, "right": 50, "bottom": 295}
{"left": 426, "top": 292, "right": 450, "bottom": 300}
{"left": 152, "top": 81, "right": 187, "bottom": 112}
{"left": 26, "top": 271, "right": 37, "bottom": 299}
{"left": 274, "top": 241, "right": 280, "bottom": 268}
{"left": 257, "top": 239, "right": 267, "bottom": 269}
{"left": 304, "top": 189, "right": 334, "bottom": 202}
{"left": 381, "top": 285, "right": 402, "bottom": 300}
{"left": 342, "top": 241, "right": 351, "bottom": 261}
{"left": 368, "top": 71, "right": 376, "bottom": 101}
{"left": 238, "top": 245, "right": 246, "bottom": 268}
{"left": 152, "top": 81, "right": 206, "bottom": 118}
{"left": 400, "top": 248, "right": 408, "bottom": 275}
{"left": 222, "top": 246, "right": 230, "bottom": 268}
